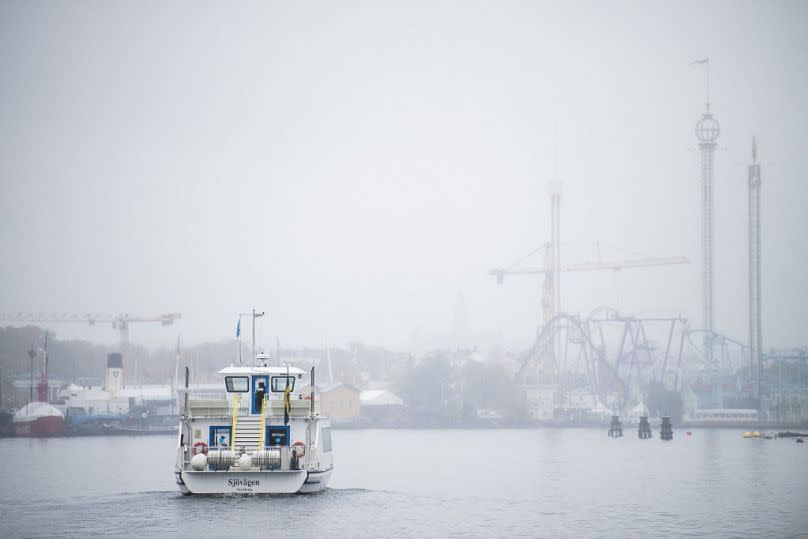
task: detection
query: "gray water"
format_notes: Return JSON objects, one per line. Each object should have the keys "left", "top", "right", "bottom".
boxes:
{"left": 0, "top": 429, "right": 806, "bottom": 537}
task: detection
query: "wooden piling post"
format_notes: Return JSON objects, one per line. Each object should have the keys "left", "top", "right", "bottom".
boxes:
{"left": 660, "top": 415, "right": 673, "bottom": 440}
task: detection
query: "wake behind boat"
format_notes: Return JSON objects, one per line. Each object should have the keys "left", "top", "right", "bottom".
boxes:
{"left": 174, "top": 359, "right": 333, "bottom": 495}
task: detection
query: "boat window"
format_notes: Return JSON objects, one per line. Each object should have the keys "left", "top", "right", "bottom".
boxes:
{"left": 271, "top": 376, "right": 295, "bottom": 392}
{"left": 321, "top": 427, "right": 332, "bottom": 452}
{"left": 225, "top": 376, "right": 249, "bottom": 392}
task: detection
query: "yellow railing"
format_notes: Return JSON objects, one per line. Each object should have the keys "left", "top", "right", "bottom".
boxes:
{"left": 256, "top": 395, "right": 268, "bottom": 448}
{"left": 231, "top": 393, "right": 240, "bottom": 448}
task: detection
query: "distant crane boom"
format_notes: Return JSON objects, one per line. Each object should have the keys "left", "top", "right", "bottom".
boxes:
{"left": 490, "top": 256, "right": 690, "bottom": 282}
{"left": 0, "top": 312, "right": 181, "bottom": 357}
{"left": 490, "top": 247, "right": 689, "bottom": 329}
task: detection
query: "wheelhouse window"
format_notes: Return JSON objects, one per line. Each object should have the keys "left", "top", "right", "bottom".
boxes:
{"left": 271, "top": 376, "right": 295, "bottom": 392}
{"left": 225, "top": 376, "right": 249, "bottom": 392}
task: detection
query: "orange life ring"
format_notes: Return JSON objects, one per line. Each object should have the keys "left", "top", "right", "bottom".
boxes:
{"left": 193, "top": 440, "right": 209, "bottom": 455}
{"left": 292, "top": 440, "right": 306, "bottom": 457}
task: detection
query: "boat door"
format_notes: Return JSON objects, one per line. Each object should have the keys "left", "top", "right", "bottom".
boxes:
{"left": 251, "top": 375, "right": 269, "bottom": 415}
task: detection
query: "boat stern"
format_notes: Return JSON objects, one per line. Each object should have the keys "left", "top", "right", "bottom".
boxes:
{"left": 179, "top": 470, "right": 307, "bottom": 494}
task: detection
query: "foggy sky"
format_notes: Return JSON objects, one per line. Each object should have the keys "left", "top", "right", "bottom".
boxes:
{"left": 1, "top": 0, "right": 806, "bottom": 352}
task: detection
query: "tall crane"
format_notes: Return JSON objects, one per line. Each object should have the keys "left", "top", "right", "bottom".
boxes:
{"left": 0, "top": 312, "right": 181, "bottom": 362}
{"left": 495, "top": 183, "right": 688, "bottom": 357}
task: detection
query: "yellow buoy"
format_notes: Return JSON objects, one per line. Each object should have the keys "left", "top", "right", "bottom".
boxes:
{"left": 752, "top": 431, "right": 761, "bottom": 437}
{"left": 743, "top": 432, "right": 752, "bottom": 438}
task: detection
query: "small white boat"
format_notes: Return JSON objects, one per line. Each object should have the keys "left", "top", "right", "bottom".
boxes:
{"left": 174, "top": 362, "right": 333, "bottom": 495}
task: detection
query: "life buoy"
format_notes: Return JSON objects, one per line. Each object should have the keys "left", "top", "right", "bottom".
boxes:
{"left": 292, "top": 440, "right": 306, "bottom": 457}
{"left": 193, "top": 440, "right": 209, "bottom": 455}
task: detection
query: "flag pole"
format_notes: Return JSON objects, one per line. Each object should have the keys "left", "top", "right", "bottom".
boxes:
{"left": 691, "top": 57, "right": 710, "bottom": 105}
{"left": 237, "top": 317, "right": 242, "bottom": 366}
{"left": 284, "top": 363, "right": 291, "bottom": 425}
{"left": 250, "top": 309, "right": 265, "bottom": 367}
{"left": 252, "top": 309, "right": 256, "bottom": 366}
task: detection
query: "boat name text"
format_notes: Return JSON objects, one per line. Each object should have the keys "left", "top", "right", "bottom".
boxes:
{"left": 228, "top": 479, "right": 260, "bottom": 488}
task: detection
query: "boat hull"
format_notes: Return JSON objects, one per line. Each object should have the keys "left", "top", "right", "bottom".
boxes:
{"left": 177, "top": 467, "right": 332, "bottom": 495}
{"left": 14, "top": 416, "right": 65, "bottom": 437}
{"left": 298, "top": 467, "right": 333, "bottom": 494}
{"left": 178, "top": 470, "right": 307, "bottom": 494}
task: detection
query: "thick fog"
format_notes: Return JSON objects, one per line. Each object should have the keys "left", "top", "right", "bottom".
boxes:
{"left": 1, "top": 0, "right": 806, "bottom": 351}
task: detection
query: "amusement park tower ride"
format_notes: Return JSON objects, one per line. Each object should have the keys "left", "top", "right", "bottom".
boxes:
{"left": 695, "top": 90, "right": 720, "bottom": 354}
{"left": 748, "top": 138, "right": 763, "bottom": 398}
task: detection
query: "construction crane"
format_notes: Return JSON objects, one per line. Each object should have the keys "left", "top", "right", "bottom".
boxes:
{"left": 0, "top": 312, "right": 181, "bottom": 360}
{"left": 490, "top": 244, "right": 689, "bottom": 326}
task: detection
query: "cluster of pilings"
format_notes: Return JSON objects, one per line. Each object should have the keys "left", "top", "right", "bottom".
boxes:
{"left": 607, "top": 415, "right": 673, "bottom": 440}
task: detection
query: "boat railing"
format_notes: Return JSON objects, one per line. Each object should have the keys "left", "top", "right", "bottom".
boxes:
{"left": 186, "top": 394, "right": 319, "bottom": 418}
{"left": 187, "top": 397, "right": 230, "bottom": 418}
{"left": 183, "top": 445, "right": 305, "bottom": 472}
{"left": 177, "top": 444, "right": 190, "bottom": 469}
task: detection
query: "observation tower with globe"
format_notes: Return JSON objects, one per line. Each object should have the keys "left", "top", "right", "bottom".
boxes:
{"left": 696, "top": 101, "right": 720, "bottom": 341}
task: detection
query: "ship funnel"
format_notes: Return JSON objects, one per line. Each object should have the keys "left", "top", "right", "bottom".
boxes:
{"left": 105, "top": 353, "right": 124, "bottom": 394}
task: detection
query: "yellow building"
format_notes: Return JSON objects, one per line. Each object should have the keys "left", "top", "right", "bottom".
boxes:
{"left": 306, "top": 383, "right": 361, "bottom": 419}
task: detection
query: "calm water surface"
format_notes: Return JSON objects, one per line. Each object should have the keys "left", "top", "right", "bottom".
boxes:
{"left": 1, "top": 428, "right": 806, "bottom": 537}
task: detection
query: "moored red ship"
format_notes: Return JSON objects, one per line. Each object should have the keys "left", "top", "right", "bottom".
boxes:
{"left": 13, "top": 402, "right": 65, "bottom": 436}
{"left": 13, "top": 330, "right": 65, "bottom": 437}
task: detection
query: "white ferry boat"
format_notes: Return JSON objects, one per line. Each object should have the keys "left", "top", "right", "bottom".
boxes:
{"left": 174, "top": 362, "right": 333, "bottom": 495}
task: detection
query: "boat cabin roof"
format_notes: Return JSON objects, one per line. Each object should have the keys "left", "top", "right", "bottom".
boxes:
{"left": 217, "top": 365, "right": 306, "bottom": 376}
